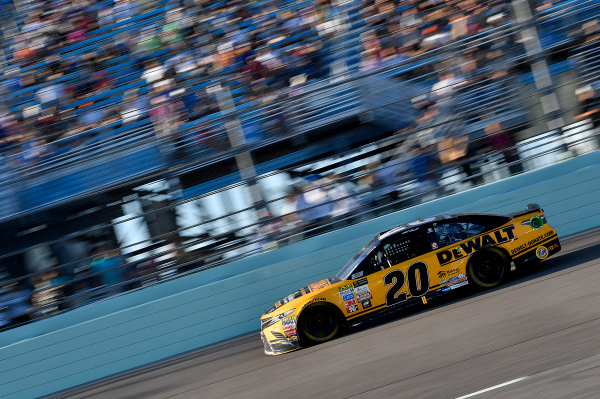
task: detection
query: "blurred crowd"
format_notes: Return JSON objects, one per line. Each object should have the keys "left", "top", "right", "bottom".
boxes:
{"left": 0, "top": 0, "right": 340, "bottom": 165}
{"left": 3, "top": 0, "right": 595, "bottom": 168}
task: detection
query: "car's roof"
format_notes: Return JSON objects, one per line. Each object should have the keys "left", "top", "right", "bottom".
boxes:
{"left": 378, "top": 212, "right": 504, "bottom": 240}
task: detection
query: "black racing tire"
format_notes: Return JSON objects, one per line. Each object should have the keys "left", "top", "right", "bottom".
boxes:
{"left": 298, "top": 304, "right": 342, "bottom": 345}
{"left": 467, "top": 248, "right": 510, "bottom": 289}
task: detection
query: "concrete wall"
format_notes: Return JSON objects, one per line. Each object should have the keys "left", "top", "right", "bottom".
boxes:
{"left": 2, "top": 150, "right": 600, "bottom": 399}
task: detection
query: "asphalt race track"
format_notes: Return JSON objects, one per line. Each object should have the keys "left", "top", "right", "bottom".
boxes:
{"left": 50, "top": 229, "right": 600, "bottom": 399}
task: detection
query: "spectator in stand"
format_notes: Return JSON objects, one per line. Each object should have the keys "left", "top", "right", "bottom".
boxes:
{"left": 279, "top": 186, "right": 305, "bottom": 241}
{"left": 0, "top": 281, "right": 32, "bottom": 330}
{"left": 296, "top": 177, "right": 334, "bottom": 229}
{"left": 575, "top": 85, "right": 600, "bottom": 129}
{"left": 89, "top": 247, "right": 126, "bottom": 296}
{"left": 326, "top": 174, "right": 361, "bottom": 225}
{"left": 409, "top": 143, "right": 442, "bottom": 201}
{"left": 484, "top": 122, "right": 523, "bottom": 176}
{"left": 30, "top": 268, "right": 67, "bottom": 319}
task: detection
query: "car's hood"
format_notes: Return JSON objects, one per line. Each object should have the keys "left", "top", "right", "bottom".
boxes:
{"left": 264, "top": 276, "right": 340, "bottom": 315}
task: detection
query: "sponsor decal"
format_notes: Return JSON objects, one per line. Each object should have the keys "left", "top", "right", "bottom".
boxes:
{"left": 548, "top": 243, "right": 559, "bottom": 251}
{"left": 438, "top": 270, "right": 447, "bottom": 278}
{"left": 287, "top": 334, "right": 299, "bottom": 342}
{"left": 510, "top": 230, "right": 554, "bottom": 255}
{"left": 442, "top": 281, "right": 469, "bottom": 291}
{"left": 339, "top": 289, "right": 353, "bottom": 297}
{"left": 351, "top": 271, "right": 364, "bottom": 279}
{"left": 403, "top": 227, "right": 419, "bottom": 234}
{"left": 449, "top": 276, "right": 458, "bottom": 282}
{"left": 308, "top": 279, "right": 331, "bottom": 291}
{"left": 431, "top": 242, "right": 439, "bottom": 249}
{"left": 421, "top": 296, "right": 428, "bottom": 304}
{"left": 353, "top": 278, "right": 368, "bottom": 287}
{"left": 342, "top": 293, "right": 355, "bottom": 301}
{"left": 282, "top": 316, "right": 297, "bottom": 336}
{"left": 440, "top": 279, "right": 447, "bottom": 284}
{"left": 355, "top": 288, "right": 372, "bottom": 302}
{"left": 428, "top": 228, "right": 434, "bottom": 233}
{"left": 362, "top": 300, "right": 372, "bottom": 309}
{"left": 437, "top": 226, "right": 516, "bottom": 265}
{"left": 338, "top": 284, "right": 353, "bottom": 292}
{"left": 345, "top": 298, "right": 358, "bottom": 313}
{"left": 458, "top": 273, "right": 466, "bottom": 278}
{"left": 529, "top": 216, "right": 544, "bottom": 230}
{"left": 536, "top": 246, "right": 549, "bottom": 260}
{"left": 448, "top": 268, "right": 459, "bottom": 275}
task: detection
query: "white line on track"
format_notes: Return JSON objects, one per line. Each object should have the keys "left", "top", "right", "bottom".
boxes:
{"left": 455, "top": 377, "right": 528, "bottom": 399}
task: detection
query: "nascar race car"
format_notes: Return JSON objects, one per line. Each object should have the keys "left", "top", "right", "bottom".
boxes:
{"left": 260, "top": 204, "right": 560, "bottom": 355}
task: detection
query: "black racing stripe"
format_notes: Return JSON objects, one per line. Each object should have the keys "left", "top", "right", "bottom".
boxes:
{"left": 347, "top": 304, "right": 386, "bottom": 320}
{"left": 510, "top": 234, "right": 557, "bottom": 258}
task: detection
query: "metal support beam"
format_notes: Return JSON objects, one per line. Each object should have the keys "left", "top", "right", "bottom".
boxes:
{"left": 209, "top": 84, "right": 267, "bottom": 213}
{"left": 511, "top": 0, "right": 565, "bottom": 132}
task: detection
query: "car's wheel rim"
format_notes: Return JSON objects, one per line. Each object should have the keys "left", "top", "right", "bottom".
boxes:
{"left": 474, "top": 254, "right": 504, "bottom": 285}
{"left": 305, "top": 309, "right": 336, "bottom": 339}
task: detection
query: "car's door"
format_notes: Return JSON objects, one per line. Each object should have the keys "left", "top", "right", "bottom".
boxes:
{"left": 344, "top": 227, "right": 431, "bottom": 317}
{"left": 378, "top": 228, "right": 432, "bottom": 307}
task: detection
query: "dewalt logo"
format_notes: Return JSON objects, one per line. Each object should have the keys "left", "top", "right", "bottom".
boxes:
{"left": 436, "top": 226, "right": 516, "bottom": 265}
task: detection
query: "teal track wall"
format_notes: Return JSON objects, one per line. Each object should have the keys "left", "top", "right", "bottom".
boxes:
{"left": 2, "top": 151, "right": 600, "bottom": 398}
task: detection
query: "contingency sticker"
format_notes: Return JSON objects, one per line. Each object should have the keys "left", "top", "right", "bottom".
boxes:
{"left": 351, "top": 271, "right": 364, "bottom": 279}
{"left": 342, "top": 293, "right": 355, "bottom": 302}
{"left": 338, "top": 284, "right": 353, "bottom": 292}
{"left": 345, "top": 298, "right": 358, "bottom": 313}
{"left": 282, "top": 316, "right": 297, "bottom": 337}
{"left": 442, "top": 276, "right": 468, "bottom": 292}
{"left": 354, "top": 285, "right": 372, "bottom": 302}
{"left": 536, "top": 245, "right": 549, "bottom": 259}
{"left": 353, "top": 278, "right": 368, "bottom": 288}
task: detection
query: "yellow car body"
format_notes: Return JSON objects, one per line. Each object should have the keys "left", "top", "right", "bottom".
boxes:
{"left": 260, "top": 205, "right": 560, "bottom": 355}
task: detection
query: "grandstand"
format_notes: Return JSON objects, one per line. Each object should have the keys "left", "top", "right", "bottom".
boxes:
{"left": 0, "top": 0, "right": 600, "bottom": 331}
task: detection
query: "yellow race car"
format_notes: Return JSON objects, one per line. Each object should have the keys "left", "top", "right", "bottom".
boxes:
{"left": 260, "top": 204, "right": 560, "bottom": 355}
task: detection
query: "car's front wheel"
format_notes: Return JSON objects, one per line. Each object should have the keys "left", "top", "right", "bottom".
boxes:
{"left": 298, "top": 304, "right": 341, "bottom": 344}
{"left": 467, "top": 248, "right": 510, "bottom": 289}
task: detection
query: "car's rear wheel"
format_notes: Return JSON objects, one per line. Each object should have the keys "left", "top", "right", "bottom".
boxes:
{"left": 467, "top": 249, "right": 509, "bottom": 288}
{"left": 298, "top": 305, "right": 341, "bottom": 344}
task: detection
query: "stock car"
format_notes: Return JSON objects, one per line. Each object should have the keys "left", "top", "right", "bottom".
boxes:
{"left": 260, "top": 204, "right": 560, "bottom": 355}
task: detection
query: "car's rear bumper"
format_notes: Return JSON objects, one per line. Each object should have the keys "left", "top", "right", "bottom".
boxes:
{"left": 513, "top": 236, "right": 561, "bottom": 265}
{"left": 261, "top": 330, "right": 300, "bottom": 355}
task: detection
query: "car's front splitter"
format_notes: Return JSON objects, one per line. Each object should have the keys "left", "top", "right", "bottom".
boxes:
{"left": 261, "top": 330, "right": 300, "bottom": 355}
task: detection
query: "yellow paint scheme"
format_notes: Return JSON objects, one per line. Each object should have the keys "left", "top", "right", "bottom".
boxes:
{"left": 261, "top": 209, "right": 559, "bottom": 354}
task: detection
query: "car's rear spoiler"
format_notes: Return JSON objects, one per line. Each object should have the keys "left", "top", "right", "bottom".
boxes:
{"left": 508, "top": 204, "right": 541, "bottom": 219}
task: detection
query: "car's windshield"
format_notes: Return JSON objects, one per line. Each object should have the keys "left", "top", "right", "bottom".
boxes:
{"left": 337, "top": 237, "right": 380, "bottom": 280}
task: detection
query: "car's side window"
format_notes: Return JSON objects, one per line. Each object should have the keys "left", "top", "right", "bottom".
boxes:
{"left": 432, "top": 220, "right": 487, "bottom": 248}
{"left": 351, "top": 248, "right": 389, "bottom": 278}
{"left": 382, "top": 230, "right": 427, "bottom": 266}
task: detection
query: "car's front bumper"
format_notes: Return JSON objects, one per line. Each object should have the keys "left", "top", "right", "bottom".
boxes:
{"left": 261, "top": 330, "right": 300, "bottom": 355}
